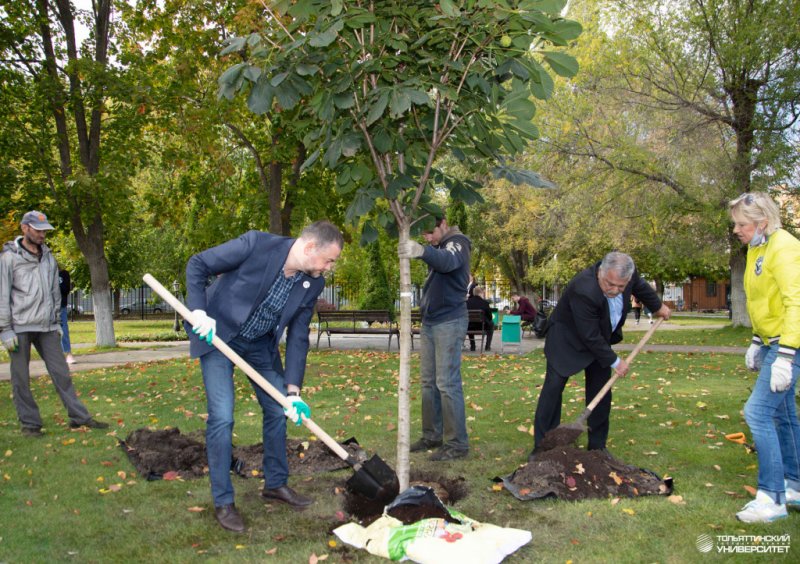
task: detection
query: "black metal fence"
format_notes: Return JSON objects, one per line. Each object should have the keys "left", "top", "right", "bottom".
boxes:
{"left": 68, "top": 278, "right": 559, "bottom": 320}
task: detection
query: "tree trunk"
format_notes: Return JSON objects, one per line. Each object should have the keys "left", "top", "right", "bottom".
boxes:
{"left": 729, "top": 239, "right": 749, "bottom": 327}
{"left": 269, "top": 134, "right": 283, "bottom": 234}
{"left": 725, "top": 78, "right": 758, "bottom": 328}
{"left": 72, "top": 215, "right": 116, "bottom": 346}
{"left": 396, "top": 220, "right": 412, "bottom": 491}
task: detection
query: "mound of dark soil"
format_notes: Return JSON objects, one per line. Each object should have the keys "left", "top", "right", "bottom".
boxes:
{"left": 120, "top": 428, "right": 207, "bottom": 480}
{"left": 501, "top": 446, "right": 672, "bottom": 501}
{"left": 120, "top": 428, "right": 366, "bottom": 481}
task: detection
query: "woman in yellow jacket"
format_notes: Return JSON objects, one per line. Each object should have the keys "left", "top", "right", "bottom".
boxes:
{"left": 729, "top": 191, "right": 800, "bottom": 523}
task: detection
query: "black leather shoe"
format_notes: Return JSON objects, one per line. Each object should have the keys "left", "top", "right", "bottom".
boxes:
{"left": 70, "top": 418, "right": 109, "bottom": 429}
{"left": 410, "top": 438, "right": 443, "bottom": 452}
{"left": 214, "top": 503, "right": 245, "bottom": 533}
{"left": 261, "top": 485, "right": 314, "bottom": 509}
{"left": 21, "top": 427, "right": 43, "bottom": 438}
{"left": 588, "top": 447, "right": 613, "bottom": 458}
{"left": 429, "top": 446, "right": 468, "bottom": 461}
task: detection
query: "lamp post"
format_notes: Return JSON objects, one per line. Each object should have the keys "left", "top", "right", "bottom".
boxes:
{"left": 172, "top": 280, "right": 181, "bottom": 332}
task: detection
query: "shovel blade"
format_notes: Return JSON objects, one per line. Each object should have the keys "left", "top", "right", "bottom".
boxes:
{"left": 346, "top": 454, "right": 400, "bottom": 502}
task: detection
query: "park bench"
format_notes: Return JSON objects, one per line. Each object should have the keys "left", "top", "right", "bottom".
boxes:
{"left": 409, "top": 310, "right": 489, "bottom": 353}
{"left": 315, "top": 310, "right": 399, "bottom": 350}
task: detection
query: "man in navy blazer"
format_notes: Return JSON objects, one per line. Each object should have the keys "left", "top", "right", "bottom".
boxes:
{"left": 530, "top": 252, "right": 670, "bottom": 460}
{"left": 185, "top": 221, "right": 343, "bottom": 532}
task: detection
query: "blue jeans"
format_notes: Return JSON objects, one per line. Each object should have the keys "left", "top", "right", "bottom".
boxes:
{"left": 744, "top": 344, "right": 800, "bottom": 504}
{"left": 200, "top": 336, "right": 288, "bottom": 507}
{"left": 419, "top": 316, "right": 469, "bottom": 451}
{"left": 59, "top": 307, "right": 71, "bottom": 353}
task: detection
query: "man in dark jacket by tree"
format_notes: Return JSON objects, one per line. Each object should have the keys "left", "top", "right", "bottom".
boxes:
{"left": 400, "top": 216, "right": 471, "bottom": 461}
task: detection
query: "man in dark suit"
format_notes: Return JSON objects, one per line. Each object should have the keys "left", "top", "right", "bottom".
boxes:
{"left": 185, "top": 221, "right": 343, "bottom": 532}
{"left": 466, "top": 285, "right": 494, "bottom": 351}
{"left": 530, "top": 252, "right": 670, "bottom": 460}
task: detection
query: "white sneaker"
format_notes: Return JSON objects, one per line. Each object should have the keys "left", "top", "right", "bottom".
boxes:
{"left": 736, "top": 490, "right": 788, "bottom": 523}
{"left": 66, "top": 354, "right": 76, "bottom": 364}
{"left": 785, "top": 481, "right": 800, "bottom": 508}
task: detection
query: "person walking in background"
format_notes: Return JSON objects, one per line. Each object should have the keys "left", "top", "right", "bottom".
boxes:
{"left": 185, "top": 221, "right": 343, "bottom": 533}
{"left": 58, "top": 267, "right": 75, "bottom": 364}
{"left": 0, "top": 211, "right": 108, "bottom": 437}
{"left": 631, "top": 294, "right": 643, "bottom": 325}
{"left": 466, "top": 285, "right": 494, "bottom": 352}
{"left": 728, "top": 192, "right": 800, "bottom": 524}
{"left": 400, "top": 215, "right": 471, "bottom": 461}
{"left": 529, "top": 252, "right": 669, "bottom": 461}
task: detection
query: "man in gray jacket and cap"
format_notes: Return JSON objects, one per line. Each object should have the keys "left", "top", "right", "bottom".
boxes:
{"left": 1, "top": 210, "right": 107, "bottom": 436}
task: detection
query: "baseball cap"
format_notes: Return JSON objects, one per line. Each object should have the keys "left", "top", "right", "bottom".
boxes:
{"left": 21, "top": 210, "right": 55, "bottom": 230}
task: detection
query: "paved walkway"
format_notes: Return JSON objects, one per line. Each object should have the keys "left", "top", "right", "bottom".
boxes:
{"left": 0, "top": 321, "right": 744, "bottom": 382}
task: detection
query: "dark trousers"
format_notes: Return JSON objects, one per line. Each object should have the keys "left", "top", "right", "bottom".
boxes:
{"left": 468, "top": 323, "right": 494, "bottom": 351}
{"left": 533, "top": 359, "right": 613, "bottom": 450}
{"left": 9, "top": 331, "right": 91, "bottom": 429}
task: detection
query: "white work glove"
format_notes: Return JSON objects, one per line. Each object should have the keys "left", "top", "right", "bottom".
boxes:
{"left": 191, "top": 309, "right": 216, "bottom": 345}
{"left": 770, "top": 356, "right": 793, "bottom": 393}
{"left": 56, "top": 325, "right": 64, "bottom": 338}
{"left": 745, "top": 341, "right": 762, "bottom": 372}
{"left": 1, "top": 330, "right": 18, "bottom": 353}
{"left": 283, "top": 395, "right": 311, "bottom": 426}
{"left": 398, "top": 240, "right": 424, "bottom": 259}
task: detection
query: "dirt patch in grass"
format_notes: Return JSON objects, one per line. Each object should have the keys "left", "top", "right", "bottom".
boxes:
{"left": 120, "top": 428, "right": 365, "bottom": 480}
{"left": 232, "top": 437, "right": 366, "bottom": 477}
{"left": 501, "top": 447, "right": 672, "bottom": 501}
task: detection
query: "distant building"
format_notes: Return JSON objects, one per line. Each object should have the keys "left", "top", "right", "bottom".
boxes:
{"left": 680, "top": 277, "right": 729, "bottom": 312}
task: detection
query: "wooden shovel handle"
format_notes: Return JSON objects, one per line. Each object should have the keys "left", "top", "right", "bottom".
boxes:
{"left": 584, "top": 317, "right": 663, "bottom": 413}
{"left": 143, "top": 274, "right": 352, "bottom": 462}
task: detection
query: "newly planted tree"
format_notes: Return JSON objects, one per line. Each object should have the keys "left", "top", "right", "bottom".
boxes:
{"left": 220, "top": 0, "right": 581, "bottom": 487}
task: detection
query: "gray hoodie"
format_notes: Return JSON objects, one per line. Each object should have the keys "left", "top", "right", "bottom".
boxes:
{"left": 0, "top": 237, "right": 61, "bottom": 338}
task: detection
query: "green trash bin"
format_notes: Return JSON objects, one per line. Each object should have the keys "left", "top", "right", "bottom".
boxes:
{"left": 491, "top": 308, "right": 499, "bottom": 327}
{"left": 501, "top": 314, "right": 521, "bottom": 352}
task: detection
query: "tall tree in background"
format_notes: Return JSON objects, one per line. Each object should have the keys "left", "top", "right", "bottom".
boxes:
{"left": 222, "top": 0, "right": 581, "bottom": 488}
{"left": 0, "top": 0, "right": 153, "bottom": 345}
{"left": 602, "top": 0, "right": 800, "bottom": 324}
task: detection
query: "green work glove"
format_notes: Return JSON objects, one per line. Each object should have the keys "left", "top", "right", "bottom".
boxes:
{"left": 191, "top": 309, "right": 216, "bottom": 345}
{"left": 284, "top": 395, "right": 311, "bottom": 426}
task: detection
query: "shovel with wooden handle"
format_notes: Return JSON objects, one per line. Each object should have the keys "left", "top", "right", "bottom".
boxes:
{"left": 143, "top": 274, "right": 400, "bottom": 503}
{"left": 539, "top": 317, "right": 664, "bottom": 451}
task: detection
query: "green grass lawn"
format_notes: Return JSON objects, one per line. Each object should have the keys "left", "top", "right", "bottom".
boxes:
{"left": 2, "top": 348, "right": 796, "bottom": 562}
{"left": 647, "top": 325, "right": 751, "bottom": 347}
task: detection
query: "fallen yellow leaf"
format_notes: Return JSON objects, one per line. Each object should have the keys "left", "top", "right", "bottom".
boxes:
{"left": 187, "top": 506, "right": 205, "bottom": 512}
{"left": 622, "top": 508, "right": 635, "bottom": 515}
{"left": 668, "top": 495, "right": 685, "bottom": 505}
